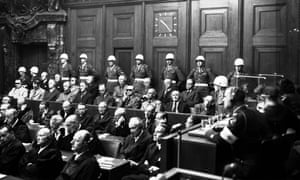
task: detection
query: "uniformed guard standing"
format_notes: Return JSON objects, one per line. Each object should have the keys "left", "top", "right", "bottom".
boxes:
{"left": 105, "top": 55, "right": 124, "bottom": 93}
{"left": 130, "top": 54, "right": 152, "bottom": 94}
{"left": 227, "top": 58, "right": 247, "bottom": 87}
{"left": 58, "top": 53, "right": 73, "bottom": 81}
{"left": 161, "top": 53, "right": 185, "bottom": 89}
{"left": 187, "top": 55, "right": 214, "bottom": 97}
{"left": 78, "top": 53, "right": 95, "bottom": 81}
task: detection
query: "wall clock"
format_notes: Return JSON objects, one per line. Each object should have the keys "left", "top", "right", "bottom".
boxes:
{"left": 154, "top": 11, "right": 178, "bottom": 37}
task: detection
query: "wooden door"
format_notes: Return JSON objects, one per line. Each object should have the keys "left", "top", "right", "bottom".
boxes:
{"left": 243, "top": 0, "right": 289, "bottom": 78}
{"left": 69, "top": 8, "right": 103, "bottom": 75}
{"left": 105, "top": 5, "right": 142, "bottom": 78}
{"left": 145, "top": 2, "right": 187, "bottom": 89}
{"left": 191, "top": 0, "right": 240, "bottom": 76}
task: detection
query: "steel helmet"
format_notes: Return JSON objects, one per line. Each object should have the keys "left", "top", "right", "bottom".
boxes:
{"left": 195, "top": 55, "right": 205, "bottom": 62}
{"left": 60, "top": 53, "right": 69, "bottom": 60}
{"left": 18, "top": 66, "right": 26, "bottom": 73}
{"left": 213, "top": 75, "right": 228, "bottom": 87}
{"left": 165, "top": 53, "right": 175, "bottom": 60}
{"left": 79, "top": 53, "right": 88, "bottom": 59}
{"left": 135, "top": 54, "right": 144, "bottom": 61}
{"left": 234, "top": 58, "right": 244, "bottom": 66}
{"left": 107, "top": 55, "right": 116, "bottom": 61}
{"left": 30, "top": 66, "right": 39, "bottom": 74}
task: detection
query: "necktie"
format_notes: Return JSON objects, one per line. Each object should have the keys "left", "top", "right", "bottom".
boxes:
{"left": 172, "top": 101, "right": 176, "bottom": 112}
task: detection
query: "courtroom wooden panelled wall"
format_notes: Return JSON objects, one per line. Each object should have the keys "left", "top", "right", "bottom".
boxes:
{"left": 62, "top": 0, "right": 300, "bottom": 88}
{"left": 0, "top": 0, "right": 297, "bottom": 93}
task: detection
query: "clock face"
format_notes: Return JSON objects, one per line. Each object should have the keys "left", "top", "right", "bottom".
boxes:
{"left": 154, "top": 11, "right": 178, "bottom": 37}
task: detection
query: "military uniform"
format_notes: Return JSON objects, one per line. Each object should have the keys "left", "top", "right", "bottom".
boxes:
{"left": 130, "top": 64, "right": 152, "bottom": 94}
{"left": 105, "top": 65, "right": 124, "bottom": 93}
{"left": 59, "top": 63, "right": 73, "bottom": 81}
{"left": 78, "top": 63, "right": 95, "bottom": 80}
{"left": 215, "top": 105, "right": 271, "bottom": 178}
{"left": 187, "top": 67, "right": 214, "bottom": 97}
{"left": 161, "top": 65, "right": 185, "bottom": 88}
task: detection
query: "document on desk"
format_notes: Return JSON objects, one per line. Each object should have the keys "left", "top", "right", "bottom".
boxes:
{"left": 97, "top": 157, "right": 115, "bottom": 170}
{"left": 0, "top": 174, "right": 7, "bottom": 179}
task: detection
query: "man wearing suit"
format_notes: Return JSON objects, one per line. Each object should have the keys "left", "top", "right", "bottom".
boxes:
{"left": 57, "top": 130, "right": 101, "bottom": 180}
{"left": 92, "top": 101, "right": 113, "bottom": 134}
{"left": 181, "top": 79, "right": 202, "bottom": 108}
{"left": 94, "top": 84, "right": 116, "bottom": 106}
{"left": 5, "top": 108, "right": 31, "bottom": 143}
{"left": 58, "top": 100, "right": 75, "bottom": 120}
{"left": 57, "top": 115, "right": 80, "bottom": 151}
{"left": 120, "top": 117, "right": 152, "bottom": 163}
{"left": 164, "top": 90, "right": 190, "bottom": 113}
{"left": 28, "top": 79, "right": 45, "bottom": 101}
{"left": 43, "top": 79, "right": 60, "bottom": 101}
{"left": 19, "top": 128, "right": 64, "bottom": 180}
{"left": 73, "top": 81, "right": 94, "bottom": 104}
{"left": 76, "top": 103, "right": 94, "bottom": 132}
{"left": 122, "top": 125, "right": 167, "bottom": 180}
{"left": 0, "top": 125, "right": 25, "bottom": 176}
{"left": 158, "top": 78, "right": 177, "bottom": 106}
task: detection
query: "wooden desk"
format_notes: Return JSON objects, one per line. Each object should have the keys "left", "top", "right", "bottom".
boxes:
{"left": 61, "top": 151, "right": 129, "bottom": 180}
{"left": 160, "top": 131, "right": 220, "bottom": 174}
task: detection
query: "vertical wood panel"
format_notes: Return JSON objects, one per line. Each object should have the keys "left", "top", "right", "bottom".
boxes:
{"left": 105, "top": 5, "right": 142, "bottom": 78}
{"left": 68, "top": 7, "right": 103, "bottom": 75}
{"left": 191, "top": 0, "right": 240, "bottom": 76}
{"left": 243, "top": 0, "right": 289, "bottom": 78}
{"left": 145, "top": 2, "right": 187, "bottom": 89}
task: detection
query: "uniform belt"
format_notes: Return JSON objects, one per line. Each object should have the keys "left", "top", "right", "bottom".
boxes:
{"left": 107, "top": 79, "right": 118, "bottom": 82}
{"left": 79, "top": 76, "right": 89, "bottom": 80}
{"left": 61, "top": 77, "right": 70, "bottom": 81}
{"left": 135, "top": 78, "right": 145, "bottom": 82}
{"left": 195, "top": 83, "right": 208, "bottom": 87}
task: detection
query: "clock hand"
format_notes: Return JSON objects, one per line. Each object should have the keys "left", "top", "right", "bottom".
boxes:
{"left": 159, "top": 19, "right": 172, "bottom": 32}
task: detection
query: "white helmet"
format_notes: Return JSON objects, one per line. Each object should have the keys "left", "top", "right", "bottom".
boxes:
{"left": 18, "top": 66, "right": 26, "bottom": 73}
{"left": 234, "top": 58, "right": 244, "bottom": 66}
{"left": 213, "top": 76, "right": 228, "bottom": 87}
{"left": 30, "top": 66, "right": 39, "bottom": 74}
{"left": 165, "top": 53, "right": 175, "bottom": 60}
{"left": 60, "top": 53, "right": 69, "bottom": 60}
{"left": 135, "top": 54, "right": 144, "bottom": 61}
{"left": 107, "top": 55, "right": 116, "bottom": 61}
{"left": 79, "top": 53, "right": 88, "bottom": 59}
{"left": 195, "top": 55, "right": 205, "bottom": 62}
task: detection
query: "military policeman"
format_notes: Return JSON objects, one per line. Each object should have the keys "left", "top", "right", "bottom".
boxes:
{"left": 161, "top": 53, "right": 185, "bottom": 89}
{"left": 78, "top": 53, "right": 95, "bottom": 80}
{"left": 130, "top": 54, "right": 152, "bottom": 94}
{"left": 105, "top": 55, "right": 124, "bottom": 93}
{"left": 59, "top": 53, "right": 73, "bottom": 81}
{"left": 187, "top": 55, "right": 214, "bottom": 97}
{"left": 227, "top": 58, "right": 247, "bottom": 87}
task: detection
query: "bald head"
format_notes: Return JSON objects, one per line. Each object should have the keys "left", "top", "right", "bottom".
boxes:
{"left": 64, "top": 115, "right": 79, "bottom": 134}
{"left": 37, "top": 128, "right": 52, "bottom": 146}
{"left": 71, "top": 130, "right": 92, "bottom": 153}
